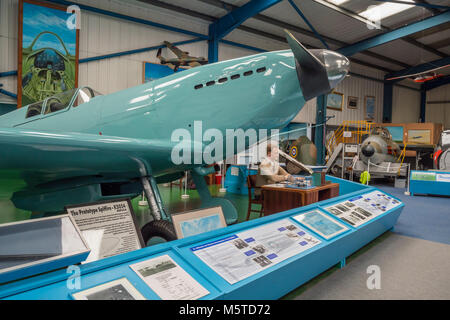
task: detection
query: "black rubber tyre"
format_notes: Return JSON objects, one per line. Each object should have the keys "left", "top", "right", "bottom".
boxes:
{"left": 141, "top": 220, "right": 177, "bottom": 245}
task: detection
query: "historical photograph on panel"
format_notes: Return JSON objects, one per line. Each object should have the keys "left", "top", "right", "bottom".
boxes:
{"left": 72, "top": 278, "right": 145, "bottom": 300}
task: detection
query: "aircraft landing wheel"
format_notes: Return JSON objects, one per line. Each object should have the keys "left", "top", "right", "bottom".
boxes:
{"left": 141, "top": 220, "right": 177, "bottom": 246}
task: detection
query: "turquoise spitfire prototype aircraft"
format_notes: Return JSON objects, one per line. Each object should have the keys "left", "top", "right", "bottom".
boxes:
{"left": 0, "top": 31, "right": 349, "bottom": 243}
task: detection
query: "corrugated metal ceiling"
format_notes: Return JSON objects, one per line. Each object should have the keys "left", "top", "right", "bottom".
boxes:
{"left": 140, "top": 0, "right": 449, "bottom": 74}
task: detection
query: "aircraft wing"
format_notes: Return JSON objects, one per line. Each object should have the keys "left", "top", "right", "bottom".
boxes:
{"left": 188, "top": 61, "right": 202, "bottom": 68}
{"left": 165, "top": 42, "right": 189, "bottom": 59}
{"left": 0, "top": 127, "right": 190, "bottom": 194}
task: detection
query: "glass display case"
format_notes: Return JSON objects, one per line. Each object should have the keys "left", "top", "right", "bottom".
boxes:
{"left": 0, "top": 215, "right": 90, "bottom": 283}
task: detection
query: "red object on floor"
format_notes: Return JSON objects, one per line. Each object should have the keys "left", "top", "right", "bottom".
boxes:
{"left": 215, "top": 174, "right": 222, "bottom": 185}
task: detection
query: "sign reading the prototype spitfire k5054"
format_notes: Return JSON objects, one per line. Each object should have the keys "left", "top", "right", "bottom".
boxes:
{"left": 66, "top": 199, "right": 144, "bottom": 263}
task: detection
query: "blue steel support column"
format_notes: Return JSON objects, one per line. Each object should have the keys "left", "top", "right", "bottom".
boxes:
{"left": 420, "top": 87, "right": 426, "bottom": 123}
{"left": 211, "top": 0, "right": 282, "bottom": 39}
{"left": 208, "top": 24, "right": 219, "bottom": 63}
{"left": 315, "top": 95, "right": 326, "bottom": 165}
{"left": 208, "top": 0, "right": 282, "bottom": 63}
{"left": 383, "top": 82, "right": 393, "bottom": 123}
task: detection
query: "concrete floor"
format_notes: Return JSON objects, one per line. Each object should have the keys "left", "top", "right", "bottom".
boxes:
{"left": 290, "top": 232, "right": 450, "bottom": 300}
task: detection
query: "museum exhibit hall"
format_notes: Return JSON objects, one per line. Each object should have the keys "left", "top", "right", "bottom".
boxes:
{"left": 0, "top": 0, "right": 449, "bottom": 303}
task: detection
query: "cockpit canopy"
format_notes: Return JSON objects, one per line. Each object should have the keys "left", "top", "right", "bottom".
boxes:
{"left": 25, "top": 87, "right": 102, "bottom": 119}
{"left": 370, "top": 126, "right": 393, "bottom": 141}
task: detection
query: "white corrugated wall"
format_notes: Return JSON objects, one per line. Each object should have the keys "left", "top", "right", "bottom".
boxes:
{"left": 425, "top": 84, "right": 450, "bottom": 129}
{"left": 392, "top": 86, "right": 421, "bottom": 123}
{"left": 0, "top": 0, "right": 210, "bottom": 100}
{"left": 293, "top": 64, "right": 385, "bottom": 125}
{"left": 0, "top": 0, "right": 18, "bottom": 104}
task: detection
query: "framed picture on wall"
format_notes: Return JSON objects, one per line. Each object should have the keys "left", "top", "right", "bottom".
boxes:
{"left": 326, "top": 91, "right": 344, "bottom": 111}
{"left": 142, "top": 62, "right": 187, "bottom": 83}
{"left": 364, "top": 96, "right": 376, "bottom": 121}
{"left": 18, "top": 0, "right": 79, "bottom": 107}
{"left": 347, "top": 96, "right": 358, "bottom": 109}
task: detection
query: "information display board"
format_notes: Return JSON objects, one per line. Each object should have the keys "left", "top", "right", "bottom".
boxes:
{"left": 66, "top": 199, "right": 144, "bottom": 263}
{"left": 130, "top": 255, "right": 209, "bottom": 300}
{"left": 191, "top": 219, "right": 321, "bottom": 284}
{"left": 324, "top": 191, "right": 401, "bottom": 227}
{"left": 293, "top": 210, "right": 349, "bottom": 240}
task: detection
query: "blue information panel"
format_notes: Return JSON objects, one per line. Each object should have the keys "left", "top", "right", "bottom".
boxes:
{"left": 410, "top": 170, "right": 450, "bottom": 197}
{"left": 0, "top": 177, "right": 404, "bottom": 300}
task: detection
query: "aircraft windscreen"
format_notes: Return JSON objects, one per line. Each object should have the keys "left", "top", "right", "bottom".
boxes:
{"left": 43, "top": 89, "right": 77, "bottom": 115}
{"left": 73, "top": 87, "right": 102, "bottom": 107}
{"left": 25, "top": 101, "right": 44, "bottom": 118}
{"left": 24, "top": 87, "right": 102, "bottom": 118}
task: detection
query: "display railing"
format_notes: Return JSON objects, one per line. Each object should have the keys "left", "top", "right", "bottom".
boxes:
{"left": 326, "top": 121, "right": 374, "bottom": 159}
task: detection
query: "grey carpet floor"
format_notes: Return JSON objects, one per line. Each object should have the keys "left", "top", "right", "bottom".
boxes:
{"left": 293, "top": 232, "right": 450, "bottom": 300}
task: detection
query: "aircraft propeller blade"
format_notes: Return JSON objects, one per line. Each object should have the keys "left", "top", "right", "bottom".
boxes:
{"left": 285, "top": 30, "right": 349, "bottom": 101}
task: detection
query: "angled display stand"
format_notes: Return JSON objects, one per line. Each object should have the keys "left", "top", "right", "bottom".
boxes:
{"left": 0, "top": 176, "right": 403, "bottom": 300}
{"left": 409, "top": 170, "right": 450, "bottom": 197}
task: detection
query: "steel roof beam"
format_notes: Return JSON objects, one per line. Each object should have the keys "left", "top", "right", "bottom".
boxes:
{"left": 413, "top": 0, "right": 443, "bottom": 15}
{"left": 287, "top": 0, "right": 329, "bottom": 49}
{"left": 138, "top": 0, "right": 215, "bottom": 22}
{"left": 370, "top": 0, "right": 450, "bottom": 10}
{"left": 422, "top": 74, "right": 450, "bottom": 91}
{"left": 135, "top": 0, "right": 397, "bottom": 70}
{"left": 210, "top": 0, "right": 282, "bottom": 40}
{"left": 43, "top": 0, "right": 208, "bottom": 39}
{"left": 338, "top": 10, "right": 450, "bottom": 57}
{"left": 312, "top": 0, "right": 448, "bottom": 58}
{"left": 428, "top": 37, "right": 450, "bottom": 49}
{"left": 409, "top": 22, "right": 450, "bottom": 39}
{"left": 385, "top": 56, "right": 450, "bottom": 81}
{"left": 197, "top": 0, "right": 412, "bottom": 68}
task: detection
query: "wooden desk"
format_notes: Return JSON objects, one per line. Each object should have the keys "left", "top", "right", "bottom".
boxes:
{"left": 261, "top": 182, "right": 339, "bottom": 215}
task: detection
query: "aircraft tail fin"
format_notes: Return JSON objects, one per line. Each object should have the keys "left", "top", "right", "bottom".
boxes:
{"left": 156, "top": 48, "right": 167, "bottom": 64}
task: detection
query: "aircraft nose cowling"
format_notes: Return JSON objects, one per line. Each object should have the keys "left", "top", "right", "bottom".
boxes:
{"left": 285, "top": 30, "right": 350, "bottom": 101}
{"left": 319, "top": 50, "right": 350, "bottom": 89}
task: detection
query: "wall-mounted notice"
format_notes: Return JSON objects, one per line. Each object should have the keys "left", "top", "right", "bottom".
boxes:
{"left": 191, "top": 219, "right": 321, "bottom": 284}
{"left": 130, "top": 255, "right": 209, "bottom": 300}
{"left": 66, "top": 199, "right": 144, "bottom": 263}
{"left": 324, "top": 191, "right": 401, "bottom": 227}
